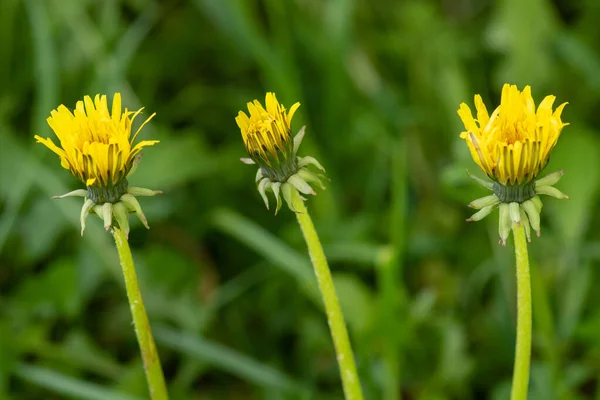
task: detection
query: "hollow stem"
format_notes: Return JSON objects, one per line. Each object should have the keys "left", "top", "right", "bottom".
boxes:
{"left": 112, "top": 227, "right": 169, "bottom": 400}
{"left": 294, "top": 198, "right": 364, "bottom": 400}
{"left": 510, "top": 224, "right": 532, "bottom": 400}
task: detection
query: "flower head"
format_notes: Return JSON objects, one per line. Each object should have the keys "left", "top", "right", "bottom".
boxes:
{"left": 35, "top": 93, "right": 161, "bottom": 237}
{"left": 35, "top": 93, "right": 158, "bottom": 188}
{"left": 458, "top": 84, "right": 568, "bottom": 186}
{"left": 458, "top": 84, "right": 569, "bottom": 245}
{"left": 236, "top": 93, "right": 326, "bottom": 213}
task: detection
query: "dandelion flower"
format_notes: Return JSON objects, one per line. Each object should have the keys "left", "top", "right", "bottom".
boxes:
{"left": 458, "top": 84, "right": 569, "bottom": 244}
{"left": 236, "top": 92, "right": 326, "bottom": 213}
{"left": 236, "top": 93, "right": 364, "bottom": 397}
{"left": 35, "top": 93, "right": 161, "bottom": 237}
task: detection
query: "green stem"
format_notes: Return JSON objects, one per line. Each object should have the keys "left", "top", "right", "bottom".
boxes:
{"left": 510, "top": 224, "right": 532, "bottom": 400}
{"left": 112, "top": 227, "right": 169, "bottom": 400}
{"left": 294, "top": 199, "right": 364, "bottom": 400}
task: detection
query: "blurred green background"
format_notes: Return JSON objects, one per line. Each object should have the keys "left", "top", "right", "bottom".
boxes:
{"left": 1, "top": 0, "right": 599, "bottom": 399}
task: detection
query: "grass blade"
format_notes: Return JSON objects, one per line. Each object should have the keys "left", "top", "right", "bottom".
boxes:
{"left": 210, "top": 208, "right": 319, "bottom": 302}
{"left": 153, "top": 325, "right": 308, "bottom": 395}
{"left": 15, "top": 364, "right": 143, "bottom": 400}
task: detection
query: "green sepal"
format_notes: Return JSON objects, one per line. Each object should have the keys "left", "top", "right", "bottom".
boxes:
{"left": 293, "top": 126, "right": 306, "bottom": 154}
{"left": 531, "top": 195, "right": 543, "bottom": 213}
{"left": 536, "top": 185, "right": 569, "bottom": 199}
{"left": 127, "top": 154, "right": 142, "bottom": 178}
{"left": 112, "top": 201, "right": 130, "bottom": 239}
{"left": 298, "top": 156, "right": 326, "bottom": 172}
{"left": 519, "top": 207, "right": 532, "bottom": 242}
{"left": 297, "top": 168, "right": 326, "bottom": 190}
{"left": 127, "top": 187, "right": 163, "bottom": 197}
{"left": 498, "top": 203, "right": 511, "bottom": 246}
{"left": 52, "top": 189, "right": 88, "bottom": 199}
{"left": 271, "top": 182, "right": 283, "bottom": 215}
{"left": 468, "top": 194, "right": 500, "bottom": 210}
{"left": 522, "top": 199, "right": 541, "bottom": 236}
{"left": 257, "top": 178, "right": 271, "bottom": 209}
{"left": 96, "top": 202, "right": 113, "bottom": 231}
{"left": 282, "top": 182, "right": 301, "bottom": 213}
{"left": 466, "top": 204, "right": 497, "bottom": 222}
{"left": 80, "top": 198, "right": 95, "bottom": 236}
{"left": 255, "top": 169, "right": 264, "bottom": 183}
{"left": 288, "top": 174, "right": 315, "bottom": 196}
{"left": 120, "top": 193, "right": 149, "bottom": 229}
{"left": 509, "top": 202, "right": 521, "bottom": 226}
{"left": 466, "top": 170, "right": 494, "bottom": 190}
{"left": 535, "top": 170, "right": 565, "bottom": 187}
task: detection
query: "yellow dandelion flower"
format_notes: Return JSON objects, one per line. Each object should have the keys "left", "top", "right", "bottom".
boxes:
{"left": 35, "top": 93, "right": 158, "bottom": 188}
{"left": 35, "top": 93, "right": 162, "bottom": 237}
{"left": 236, "top": 92, "right": 299, "bottom": 170}
{"left": 236, "top": 92, "right": 326, "bottom": 213}
{"left": 458, "top": 84, "right": 569, "bottom": 244}
{"left": 458, "top": 83, "right": 568, "bottom": 186}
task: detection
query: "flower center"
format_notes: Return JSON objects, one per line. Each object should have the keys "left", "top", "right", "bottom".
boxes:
{"left": 87, "top": 179, "right": 129, "bottom": 204}
{"left": 492, "top": 180, "right": 535, "bottom": 203}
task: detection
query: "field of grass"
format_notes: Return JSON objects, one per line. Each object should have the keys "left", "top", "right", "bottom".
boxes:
{"left": 1, "top": 0, "right": 600, "bottom": 399}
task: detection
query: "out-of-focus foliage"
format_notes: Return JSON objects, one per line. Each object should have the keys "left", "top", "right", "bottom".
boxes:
{"left": 1, "top": 0, "right": 599, "bottom": 399}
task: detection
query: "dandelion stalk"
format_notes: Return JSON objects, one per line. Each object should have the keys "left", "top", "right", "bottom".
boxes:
{"left": 34, "top": 93, "right": 167, "bottom": 398}
{"left": 294, "top": 197, "right": 364, "bottom": 400}
{"left": 113, "top": 226, "right": 169, "bottom": 400}
{"left": 236, "top": 92, "right": 363, "bottom": 399}
{"left": 510, "top": 224, "right": 532, "bottom": 400}
{"left": 457, "top": 84, "right": 569, "bottom": 400}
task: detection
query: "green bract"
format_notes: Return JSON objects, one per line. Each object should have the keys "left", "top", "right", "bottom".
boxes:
{"left": 466, "top": 170, "right": 569, "bottom": 245}
{"left": 242, "top": 126, "right": 327, "bottom": 213}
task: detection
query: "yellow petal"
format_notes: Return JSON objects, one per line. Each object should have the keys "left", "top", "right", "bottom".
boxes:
{"left": 537, "top": 95, "right": 556, "bottom": 119}
{"left": 496, "top": 144, "right": 508, "bottom": 185}
{"left": 34, "top": 135, "right": 67, "bottom": 158}
{"left": 265, "top": 92, "right": 278, "bottom": 115}
{"left": 287, "top": 102, "right": 301, "bottom": 124}
{"left": 84, "top": 95, "right": 96, "bottom": 117}
{"left": 97, "top": 94, "right": 108, "bottom": 116}
{"left": 512, "top": 140, "right": 525, "bottom": 183}
{"left": 74, "top": 100, "right": 86, "bottom": 117}
{"left": 131, "top": 111, "right": 155, "bottom": 144}
{"left": 248, "top": 101, "right": 265, "bottom": 118}
{"left": 131, "top": 140, "right": 160, "bottom": 156}
{"left": 236, "top": 111, "right": 250, "bottom": 132}
{"left": 474, "top": 95, "right": 489, "bottom": 129}
{"left": 466, "top": 132, "right": 492, "bottom": 177}
{"left": 457, "top": 103, "right": 478, "bottom": 134}
{"left": 112, "top": 93, "right": 122, "bottom": 122}
{"left": 553, "top": 102, "right": 568, "bottom": 119}
{"left": 522, "top": 86, "right": 535, "bottom": 115}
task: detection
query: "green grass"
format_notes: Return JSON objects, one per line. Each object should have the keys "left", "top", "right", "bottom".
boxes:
{"left": 1, "top": 0, "right": 600, "bottom": 398}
